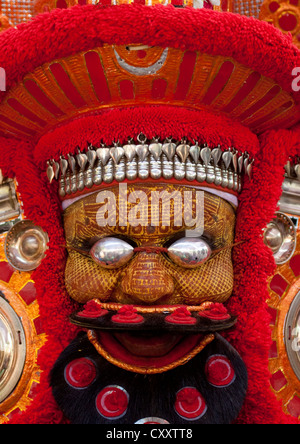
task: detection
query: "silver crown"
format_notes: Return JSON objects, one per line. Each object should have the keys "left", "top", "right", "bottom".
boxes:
{"left": 46, "top": 135, "right": 254, "bottom": 198}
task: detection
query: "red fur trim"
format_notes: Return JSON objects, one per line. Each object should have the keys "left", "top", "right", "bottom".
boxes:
{"left": 225, "top": 129, "right": 300, "bottom": 424}
{"left": 0, "top": 4, "right": 299, "bottom": 107}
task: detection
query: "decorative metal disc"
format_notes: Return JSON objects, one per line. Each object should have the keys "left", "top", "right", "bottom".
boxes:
{"left": 0, "top": 295, "right": 26, "bottom": 403}
{"left": 135, "top": 417, "right": 170, "bottom": 424}
{"left": 284, "top": 291, "right": 300, "bottom": 381}
{"left": 264, "top": 212, "right": 296, "bottom": 265}
{"left": 4, "top": 220, "right": 49, "bottom": 271}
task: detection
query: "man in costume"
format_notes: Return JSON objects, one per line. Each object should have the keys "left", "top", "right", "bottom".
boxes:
{"left": 0, "top": 0, "right": 299, "bottom": 424}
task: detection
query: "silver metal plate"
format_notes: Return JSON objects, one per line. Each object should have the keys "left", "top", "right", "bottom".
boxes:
{"left": 4, "top": 220, "right": 49, "bottom": 271}
{"left": 264, "top": 212, "right": 296, "bottom": 265}
{"left": 0, "top": 295, "right": 26, "bottom": 403}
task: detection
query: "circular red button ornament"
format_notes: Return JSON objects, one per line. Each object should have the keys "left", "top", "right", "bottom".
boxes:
{"left": 96, "top": 386, "right": 129, "bottom": 419}
{"left": 198, "top": 302, "right": 230, "bottom": 321}
{"left": 64, "top": 358, "right": 97, "bottom": 388}
{"left": 165, "top": 307, "right": 197, "bottom": 325}
{"left": 278, "top": 12, "right": 297, "bottom": 31}
{"left": 175, "top": 387, "right": 207, "bottom": 420}
{"left": 111, "top": 305, "right": 144, "bottom": 324}
{"left": 77, "top": 299, "right": 108, "bottom": 318}
{"left": 205, "top": 354, "right": 236, "bottom": 387}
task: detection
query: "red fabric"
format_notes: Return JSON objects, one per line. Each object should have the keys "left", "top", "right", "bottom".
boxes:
{"left": 0, "top": 4, "right": 299, "bottom": 108}
{"left": 34, "top": 105, "right": 259, "bottom": 168}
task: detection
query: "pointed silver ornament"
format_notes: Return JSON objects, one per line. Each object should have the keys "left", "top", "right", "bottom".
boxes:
{"left": 189, "top": 143, "right": 200, "bottom": 164}
{"left": 87, "top": 147, "right": 97, "bottom": 169}
{"left": 222, "top": 151, "right": 232, "bottom": 169}
{"left": 162, "top": 141, "right": 176, "bottom": 161}
{"left": 96, "top": 147, "right": 110, "bottom": 166}
{"left": 200, "top": 147, "right": 211, "bottom": 167}
{"left": 232, "top": 149, "right": 238, "bottom": 173}
{"left": 76, "top": 150, "right": 88, "bottom": 171}
{"left": 46, "top": 161, "right": 55, "bottom": 183}
{"left": 295, "top": 164, "right": 300, "bottom": 181}
{"left": 211, "top": 146, "right": 222, "bottom": 167}
{"left": 149, "top": 142, "right": 162, "bottom": 161}
{"left": 59, "top": 157, "right": 68, "bottom": 177}
{"left": 247, "top": 159, "right": 254, "bottom": 181}
{"left": 68, "top": 154, "right": 76, "bottom": 174}
{"left": 136, "top": 144, "right": 149, "bottom": 162}
{"left": 123, "top": 144, "right": 136, "bottom": 162}
{"left": 238, "top": 153, "right": 244, "bottom": 174}
{"left": 110, "top": 146, "right": 125, "bottom": 164}
{"left": 176, "top": 143, "right": 190, "bottom": 163}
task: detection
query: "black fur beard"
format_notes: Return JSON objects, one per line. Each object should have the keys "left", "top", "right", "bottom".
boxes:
{"left": 50, "top": 332, "right": 247, "bottom": 424}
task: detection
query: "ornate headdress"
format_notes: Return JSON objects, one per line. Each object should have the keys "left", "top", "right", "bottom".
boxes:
{"left": 0, "top": 0, "right": 299, "bottom": 424}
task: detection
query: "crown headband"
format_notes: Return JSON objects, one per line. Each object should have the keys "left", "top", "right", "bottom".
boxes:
{"left": 46, "top": 135, "right": 254, "bottom": 198}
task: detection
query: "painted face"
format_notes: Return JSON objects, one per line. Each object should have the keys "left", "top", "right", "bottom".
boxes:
{"left": 63, "top": 183, "right": 236, "bottom": 307}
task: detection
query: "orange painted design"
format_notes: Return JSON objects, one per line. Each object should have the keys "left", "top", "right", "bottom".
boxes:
{"left": 0, "top": 44, "right": 299, "bottom": 140}
{"left": 260, "top": 0, "right": 300, "bottom": 49}
{"left": 0, "top": 244, "right": 46, "bottom": 423}
{"left": 267, "top": 219, "right": 300, "bottom": 420}
{"left": 33, "top": 0, "right": 94, "bottom": 15}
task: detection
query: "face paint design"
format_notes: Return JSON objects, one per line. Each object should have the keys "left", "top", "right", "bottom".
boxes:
{"left": 63, "top": 183, "right": 236, "bottom": 307}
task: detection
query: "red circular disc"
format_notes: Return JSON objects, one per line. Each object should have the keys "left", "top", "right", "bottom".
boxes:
{"left": 64, "top": 358, "right": 97, "bottom": 389}
{"left": 175, "top": 387, "right": 207, "bottom": 420}
{"left": 278, "top": 12, "right": 298, "bottom": 32}
{"left": 96, "top": 386, "right": 129, "bottom": 419}
{"left": 205, "top": 354, "right": 236, "bottom": 387}
{"left": 269, "top": 1, "right": 280, "bottom": 12}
